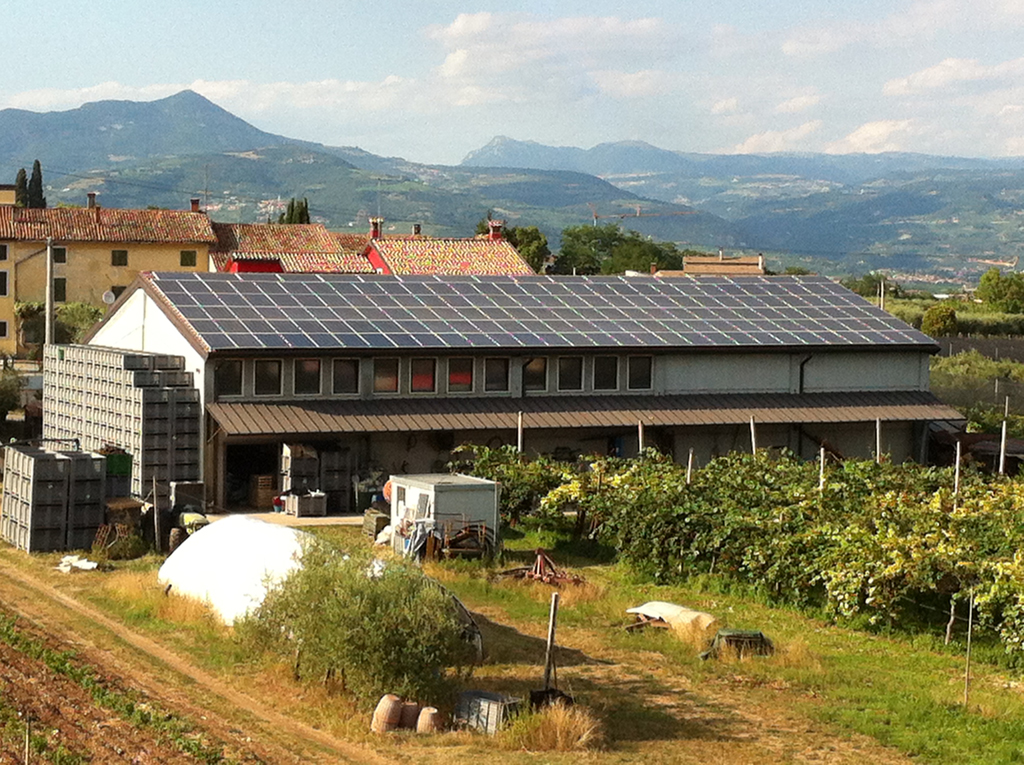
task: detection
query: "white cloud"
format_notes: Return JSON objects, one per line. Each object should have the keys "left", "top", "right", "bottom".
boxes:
{"left": 589, "top": 70, "right": 676, "bottom": 99}
{"left": 825, "top": 120, "right": 914, "bottom": 153}
{"left": 730, "top": 120, "right": 822, "bottom": 153}
{"left": 884, "top": 56, "right": 1024, "bottom": 95}
{"left": 781, "top": 0, "right": 1024, "bottom": 59}
{"left": 4, "top": 82, "right": 184, "bottom": 111}
{"left": 775, "top": 93, "right": 820, "bottom": 114}
{"left": 423, "top": 12, "right": 677, "bottom": 105}
{"left": 710, "top": 97, "right": 740, "bottom": 115}
{"left": 781, "top": 26, "right": 861, "bottom": 58}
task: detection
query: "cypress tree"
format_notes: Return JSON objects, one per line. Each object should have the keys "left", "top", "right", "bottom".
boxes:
{"left": 299, "top": 197, "right": 310, "bottom": 224}
{"left": 13, "top": 169, "right": 28, "bottom": 207}
{"left": 27, "top": 160, "right": 46, "bottom": 208}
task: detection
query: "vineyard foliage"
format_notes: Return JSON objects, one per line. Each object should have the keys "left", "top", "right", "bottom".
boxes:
{"left": 456, "top": 447, "right": 1024, "bottom": 655}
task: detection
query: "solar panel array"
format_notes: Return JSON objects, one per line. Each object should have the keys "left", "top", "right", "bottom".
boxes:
{"left": 148, "top": 273, "right": 935, "bottom": 353}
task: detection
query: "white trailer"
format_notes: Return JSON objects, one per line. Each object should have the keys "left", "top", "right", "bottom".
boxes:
{"left": 389, "top": 473, "right": 500, "bottom": 557}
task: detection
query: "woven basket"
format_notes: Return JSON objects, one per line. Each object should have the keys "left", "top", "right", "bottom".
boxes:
{"left": 371, "top": 694, "right": 403, "bottom": 734}
{"left": 399, "top": 701, "right": 421, "bottom": 729}
{"left": 416, "top": 706, "right": 442, "bottom": 734}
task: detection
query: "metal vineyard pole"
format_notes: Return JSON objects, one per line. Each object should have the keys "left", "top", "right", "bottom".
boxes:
{"left": 749, "top": 416, "right": 757, "bottom": 454}
{"left": 517, "top": 411, "right": 524, "bottom": 454}
{"left": 686, "top": 448, "right": 694, "bottom": 485}
{"left": 819, "top": 446, "right": 826, "bottom": 492}
{"left": 1000, "top": 420, "right": 1008, "bottom": 475}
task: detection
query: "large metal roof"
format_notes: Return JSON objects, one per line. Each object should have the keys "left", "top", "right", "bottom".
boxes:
{"left": 207, "top": 390, "right": 961, "bottom": 438}
{"left": 143, "top": 272, "right": 935, "bottom": 354}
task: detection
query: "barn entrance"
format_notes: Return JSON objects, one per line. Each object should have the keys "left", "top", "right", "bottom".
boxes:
{"left": 225, "top": 443, "right": 279, "bottom": 509}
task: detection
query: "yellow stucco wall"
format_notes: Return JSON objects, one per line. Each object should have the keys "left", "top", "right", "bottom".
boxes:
{"left": 0, "top": 240, "right": 210, "bottom": 356}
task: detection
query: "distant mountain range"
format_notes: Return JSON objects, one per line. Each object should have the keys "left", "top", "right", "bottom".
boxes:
{"left": 2, "top": 91, "right": 1023, "bottom": 285}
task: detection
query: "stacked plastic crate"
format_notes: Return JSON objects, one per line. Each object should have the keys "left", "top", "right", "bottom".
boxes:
{"left": 281, "top": 443, "right": 319, "bottom": 492}
{"left": 0, "top": 446, "right": 106, "bottom": 552}
{"left": 320, "top": 449, "right": 351, "bottom": 513}
{"left": 43, "top": 345, "right": 201, "bottom": 510}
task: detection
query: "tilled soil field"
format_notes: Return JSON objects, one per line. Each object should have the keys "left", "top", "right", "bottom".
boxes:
{"left": 0, "top": 613, "right": 239, "bottom": 763}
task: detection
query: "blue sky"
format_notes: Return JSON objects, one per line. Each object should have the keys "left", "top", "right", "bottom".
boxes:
{"left": 3, "top": 1, "right": 1024, "bottom": 163}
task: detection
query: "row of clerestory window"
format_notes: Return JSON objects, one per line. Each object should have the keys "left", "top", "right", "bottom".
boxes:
{"left": 214, "top": 355, "right": 653, "bottom": 398}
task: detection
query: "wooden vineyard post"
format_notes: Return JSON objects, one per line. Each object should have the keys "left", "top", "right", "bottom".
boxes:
{"left": 543, "top": 592, "right": 560, "bottom": 690}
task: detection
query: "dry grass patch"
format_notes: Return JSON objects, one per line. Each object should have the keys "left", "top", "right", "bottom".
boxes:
{"left": 102, "top": 569, "right": 221, "bottom": 628}
{"left": 499, "top": 701, "right": 605, "bottom": 752}
{"left": 492, "top": 576, "right": 608, "bottom": 606}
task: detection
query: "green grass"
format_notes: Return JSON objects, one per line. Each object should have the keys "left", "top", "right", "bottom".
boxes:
{"left": 428, "top": 529, "right": 1024, "bottom": 764}
{"left": 12, "top": 522, "right": 1024, "bottom": 762}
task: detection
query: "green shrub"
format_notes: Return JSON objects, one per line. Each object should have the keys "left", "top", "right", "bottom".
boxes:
{"left": 236, "top": 542, "right": 471, "bottom": 706}
{"left": 920, "top": 303, "right": 959, "bottom": 337}
{"left": 449, "top": 444, "right": 567, "bottom": 526}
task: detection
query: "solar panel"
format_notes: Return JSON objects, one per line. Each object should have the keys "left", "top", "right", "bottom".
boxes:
{"left": 148, "top": 273, "right": 937, "bottom": 353}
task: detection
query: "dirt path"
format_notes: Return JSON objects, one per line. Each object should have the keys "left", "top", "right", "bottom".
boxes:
{"left": 0, "top": 556, "right": 389, "bottom": 765}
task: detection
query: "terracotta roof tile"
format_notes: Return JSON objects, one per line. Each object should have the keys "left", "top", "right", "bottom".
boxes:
{"left": 211, "top": 223, "right": 339, "bottom": 254}
{"left": 0, "top": 206, "right": 216, "bottom": 243}
{"left": 370, "top": 237, "right": 534, "bottom": 276}
{"left": 330, "top": 231, "right": 371, "bottom": 255}
{"left": 210, "top": 223, "right": 374, "bottom": 273}
{"left": 279, "top": 253, "right": 374, "bottom": 273}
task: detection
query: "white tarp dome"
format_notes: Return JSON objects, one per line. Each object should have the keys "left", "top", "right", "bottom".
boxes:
{"left": 157, "top": 516, "right": 310, "bottom": 626}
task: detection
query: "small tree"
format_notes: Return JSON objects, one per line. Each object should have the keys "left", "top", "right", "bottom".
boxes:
{"left": 920, "top": 303, "right": 959, "bottom": 338}
{"left": 27, "top": 160, "right": 46, "bottom": 209}
{"left": 278, "top": 197, "right": 310, "bottom": 224}
{"left": 237, "top": 542, "right": 472, "bottom": 706}
{"left": 13, "top": 169, "right": 28, "bottom": 208}
{"left": 0, "top": 368, "right": 22, "bottom": 421}
{"left": 475, "top": 216, "right": 551, "bottom": 273}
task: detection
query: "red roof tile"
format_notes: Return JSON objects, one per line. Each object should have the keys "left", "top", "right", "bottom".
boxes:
{"left": 211, "top": 223, "right": 340, "bottom": 254}
{"left": 369, "top": 237, "right": 534, "bottom": 276}
{"left": 330, "top": 231, "right": 371, "bottom": 255}
{"left": 0, "top": 206, "right": 216, "bottom": 243}
{"left": 279, "top": 253, "right": 374, "bottom": 273}
{"left": 209, "top": 223, "right": 375, "bottom": 273}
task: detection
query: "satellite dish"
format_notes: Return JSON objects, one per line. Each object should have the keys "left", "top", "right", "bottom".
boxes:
{"left": 102, "top": 290, "right": 116, "bottom": 305}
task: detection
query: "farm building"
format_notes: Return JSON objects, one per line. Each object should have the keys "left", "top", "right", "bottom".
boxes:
{"left": 44, "top": 271, "right": 960, "bottom": 512}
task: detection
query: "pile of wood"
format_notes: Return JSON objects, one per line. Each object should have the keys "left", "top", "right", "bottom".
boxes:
{"left": 498, "top": 549, "right": 585, "bottom": 586}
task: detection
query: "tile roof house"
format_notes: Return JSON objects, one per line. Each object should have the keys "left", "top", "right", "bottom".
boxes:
{"left": 364, "top": 218, "right": 534, "bottom": 276}
{"left": 210, "top": 223, "right": 373, "bottom": 274}
{"left": 56, "top": 271, "right": 962, "bottom": 510}
{"left": 0, "top": 195, "right": 216, "bottom": 355}
{"left": 211, "top": 218, "right": 535, "bottom": 278}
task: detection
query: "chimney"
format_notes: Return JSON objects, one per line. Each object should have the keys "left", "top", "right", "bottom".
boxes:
{"left": 718, "top": 247, "right": 724, "bottom": 260}
{"left": 412, "top": 223, "right": 422, "bottom": 236}
{"left": 650, "top": 262, "right": 657, "bottom": 275}
{"left": 487, "top": 219, "right": 505, "bottom": 241}
{"left": 87, "top": 192, "right": 97, "bottom": 209}
{"left": 190, "top": 198, "right": 201, "bottom": 213}
{"left": 370, "top": 217, "right": 384, "bottom": 238}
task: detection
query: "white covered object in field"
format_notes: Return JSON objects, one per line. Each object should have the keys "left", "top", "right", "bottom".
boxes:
{"left": 626, "top": 601, "right": 719, "bottom": 635}
{"left": 157, "top": 515, "right": 309, "bottom": 625}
